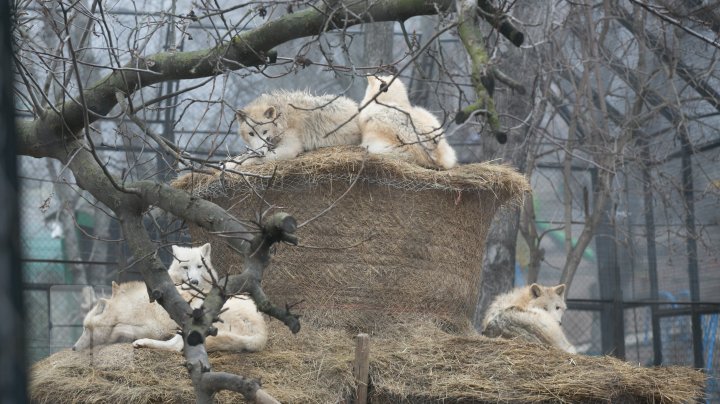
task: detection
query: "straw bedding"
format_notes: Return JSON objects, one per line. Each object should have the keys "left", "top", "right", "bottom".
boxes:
{"left": 29, "top": 147, "right": 704, "bottom": 402}
{"left": 30, "top": 320, "right": 354, "bottom": 404}
{"left": 30, "top": 320, "right": 705, "bottom": 403}
{"left": 368, "top": 323, "right": 706, "bottom": 403}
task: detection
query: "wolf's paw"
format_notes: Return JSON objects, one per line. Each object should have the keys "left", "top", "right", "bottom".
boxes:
{"left": 132, "top": 338, "right": 150, "bottom": 348}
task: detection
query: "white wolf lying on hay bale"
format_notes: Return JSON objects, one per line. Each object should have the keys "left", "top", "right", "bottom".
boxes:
{"left": 359, "top": 75, "right": 457, "bottom": 170}
{"left": 228, "top": 90, "right": 362, "bottom": 167}
{"left": 228, "top": 83, "right": 458, "bottom": 171}
{"left": 72, "top": 244, "right": 267, "bottom": 353}
{"left": 482, "top": 283, "right": 576, "bottom": 353}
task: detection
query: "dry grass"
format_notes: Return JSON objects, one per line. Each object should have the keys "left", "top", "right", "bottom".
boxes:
{"left": 30, "top": 320, "right": 705, "bottom": 403}
{"left": 368, "top": 323, "right": 706, "bottom": 403}
{"left": 30, "top": 345, "right": 194, "bottom": 403}
{"left": 30, "top": 321, "right": 355, "bottom": 404}
{"left": 172, "top": 146, "right": 531, "bottom": 205}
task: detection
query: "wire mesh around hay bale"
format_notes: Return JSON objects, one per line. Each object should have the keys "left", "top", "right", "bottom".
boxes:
{"left": 174, "top": 146, "right": 530, "bottom": 333}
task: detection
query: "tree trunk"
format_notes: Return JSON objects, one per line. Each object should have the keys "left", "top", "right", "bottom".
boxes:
{"left": 475, "top": 205, "right": 521, "bottom": 326}
{"left": 363, "top": 22, "right": 394, "bottom": 71}
{"left": 473, "top": 0, "right": 544, "bottom": 328}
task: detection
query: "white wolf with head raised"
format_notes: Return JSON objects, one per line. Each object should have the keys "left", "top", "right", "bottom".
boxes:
{"left": 168, "top": 243, "right": 217, "bottom": 289}
{"left": 228, "top": 90, "right": 361, "bottom": 167}
{"left": 482, "top": 283, "right": 575, "bottom": 353}
{"left": 358, "top": 75, "right": 457, "bottom": 170}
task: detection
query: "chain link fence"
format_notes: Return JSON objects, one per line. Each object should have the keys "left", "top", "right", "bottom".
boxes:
{"left": 529, "top": 151, "right": 720, "bottom": 402}
{"left": 21, "top": 156, "right": 125, "bottom": 363}
{"left": 19, "top": 150, "right": 194, "bottom": 364}
{"left": 561, "top": 304, "right": 720, "bottom": 402}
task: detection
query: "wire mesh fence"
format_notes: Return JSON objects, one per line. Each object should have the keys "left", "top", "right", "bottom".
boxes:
{"left": 18, "top": 153, "right": 196, "bottom": 366}
{"left": 24, "top": 279, "right": 114, "bottom": 364}
{"left": 527, "top": 136, "right": 720, "bottom": 400}
{"left": 560, "top": 301, "right": 720, "bottom": 402}
{"left": 562, "top": 308, "right": 602, "bottom": 355}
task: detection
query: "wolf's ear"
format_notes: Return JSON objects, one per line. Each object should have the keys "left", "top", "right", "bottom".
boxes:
{"left": 368, "top": 76, "right": 387, "bottom": 91}
{"left": 171, "top": 245, "right": 180, "bottom": 257}
{"left": 263, "top": 106, "right": 277, "bottom": 119}
{"left": 111, "top": 281, "right": 120, "bottom": 297}
{"left": 378, "top": 78, "right": 389, "bottom": 93}
{"left": 95, "top": 298, "right": 108, "bottom": 315}
{"left": 554, "top": 284, "right": 566, "bottom": 297}
{"left": 236, "top": 109, "right": 247, "bottom": 121}
{"left": 530, "top": 283, "right": 543, "bottom": 298}
{"left": 200, "top": 243, "right": 211, "bottom": 258}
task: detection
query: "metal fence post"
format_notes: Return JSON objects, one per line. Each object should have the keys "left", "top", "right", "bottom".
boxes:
{"left": 592, "top": 168, "right": 625, "bottom": 359}
{"left": 0, "top": 1, "right": 27, "bottom": 401}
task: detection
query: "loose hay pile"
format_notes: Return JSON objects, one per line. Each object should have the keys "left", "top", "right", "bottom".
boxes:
{"left": 30, "top": 320, "right": 705, "bottom": 403}
{"left": 30, "top": 147, "right": 705, "bottom": 402}
{"left": 30, "top": 321, "right": 354, "bottom": 404}
{"left": 368, "top": 322, "right": 706, "bottom": 403}
{"left": 174, "top": 146, "right": 531, "bottom": 332}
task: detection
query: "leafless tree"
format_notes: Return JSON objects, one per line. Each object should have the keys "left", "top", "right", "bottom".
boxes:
{"left": 512, "top": 0, "right": 720, "bottom": 302}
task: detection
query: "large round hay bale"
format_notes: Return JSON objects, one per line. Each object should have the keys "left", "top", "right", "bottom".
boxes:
{"left": 174, "top": 146, "right": 530, "bottom": 332}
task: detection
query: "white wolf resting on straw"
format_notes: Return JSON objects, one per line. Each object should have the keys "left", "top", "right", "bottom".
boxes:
{"left": 358, "top": 75, "right": 457, "bottom": 170}
{"left": 72, "top": 244, "right": 267, "bottom": 353}
{"left": 481, "top": 283, "right": 576, "bottom": 353}
{"left": 227, "top": 90, "right": 362, "bottom": 168}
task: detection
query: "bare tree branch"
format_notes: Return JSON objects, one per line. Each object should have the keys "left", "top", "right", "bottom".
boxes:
{"left": 456, "top": 0, "right": 503, "bottom": 142}
{"left": 611, "top": 3, "right": 720, "bottom": 114}
{"left": 16, "top": 0, "right": 457, "bottom": 157}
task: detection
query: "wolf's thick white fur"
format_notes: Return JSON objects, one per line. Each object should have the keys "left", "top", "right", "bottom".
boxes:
{"left": 228, "top": 90, "right": 361, "bottom": 167}
{"left": 358, "top": 75, "right": 457, "bottom": 170}
{"left": 73, "top": 245, "right": 267, "bottom": 353}
{"left": 482, "top": 283, "right": 576, "bottom": 353}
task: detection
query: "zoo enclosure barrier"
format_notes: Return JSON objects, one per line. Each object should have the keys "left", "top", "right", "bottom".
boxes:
{"left": 563, "top": 299, "right": 720, "bottom": 403}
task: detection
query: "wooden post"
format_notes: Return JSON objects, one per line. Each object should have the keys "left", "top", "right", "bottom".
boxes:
{"left": 353, "top": 333, "right": 370, "bottom": 404}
